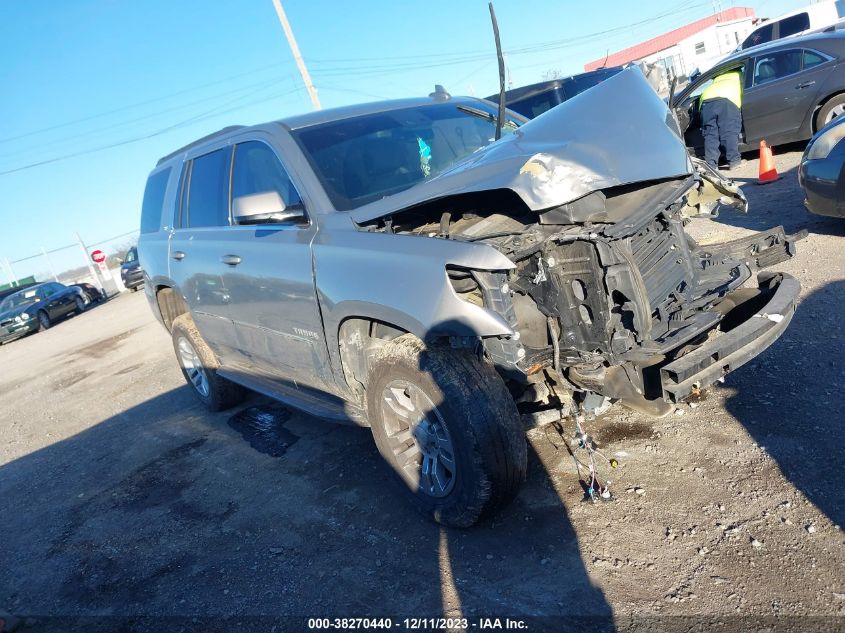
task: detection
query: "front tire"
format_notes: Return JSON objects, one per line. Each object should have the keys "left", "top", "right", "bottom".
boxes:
{"left": 171, "top": 313, "right": 245, "bottom": 411}
{"left": 75, "top": 297, "right": 86, "bottom": 313}
{"left": 37, "top": 310, "right": 51, "bottom": 332}
{"left": 367, "top": 335, "right": 527, "bottom": 528}
{"left": 816, "top": 93, "right": 845, "bottom": 131}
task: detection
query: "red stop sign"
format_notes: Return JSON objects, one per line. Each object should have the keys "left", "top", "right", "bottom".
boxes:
{"left": 91, "top": 249, "right": 106, "bottom": 264}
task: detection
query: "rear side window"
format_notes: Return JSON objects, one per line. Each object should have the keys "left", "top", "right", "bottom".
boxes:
{"left": 140, "top": 169, "right": 171, "bottom": 234}
{"left": 743, "top": 23, "right": 773, "bottom": 49}
{"left": 232, "top": 141, "right": 303, "bottom": 209}
{"left": 752, "top": 50, "right": 802, "bottom": 85}
{"left": 778, "top": 13, "right": 810, "bottom": 38}
{"left": 186, "top": 148, "right": 232, "bottom": 228}
{"left": 564, "top": 70, "right": 620, "bottom": 99}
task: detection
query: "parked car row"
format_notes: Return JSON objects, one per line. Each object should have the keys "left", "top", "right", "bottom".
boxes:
{"left": 0, "top": 282, "right": 86, "bottom": 344}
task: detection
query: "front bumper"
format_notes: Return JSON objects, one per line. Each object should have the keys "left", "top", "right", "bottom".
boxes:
{"left": 0, "top": 319, "right": 38, "bottom": 343}
{"left": 660, "top": 272, "right": 800, "bottom": 403}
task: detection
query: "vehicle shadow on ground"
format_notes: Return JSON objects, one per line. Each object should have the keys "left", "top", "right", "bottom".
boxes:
{"left": 713, "top": 163, "right": 845, "bottom": 238}
{"left": 0, "top": 374, "right": 613, "bottom": 629}
{"left": 722, "top": 280, "right": 845, "bottom": 528}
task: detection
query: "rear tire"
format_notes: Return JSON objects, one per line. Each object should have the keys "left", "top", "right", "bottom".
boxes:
{"left": 171, "top": 313, "right": 245, "bottom": 411}
{"left": 37, "top": 310, "right": 51, "bottom": 332}
{"left": 366, "top": 334, "right": 527, "bottom": 528}
{"left": 816, "top": 93, "right": 845, "bottom": 131}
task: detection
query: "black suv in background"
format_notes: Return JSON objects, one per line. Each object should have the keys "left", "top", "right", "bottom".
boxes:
{"left": 120, "top": 246, "right": 143, "bottom": 292}
{"left": 487, "top": 67, "right": 623, "bottom": 119}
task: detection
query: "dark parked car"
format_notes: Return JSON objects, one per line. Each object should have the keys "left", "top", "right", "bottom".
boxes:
{"left": 799, "top": 114, "right": 845, "bottom": 216}
{"left": 70, "top": 282, "right": 106, "bottom": 305}
{"left": 138, "top": 69, "right": 801, "bottom": 526}
{"left": 674, "top": 31, "right": 845, "bottom": 155}
{"left": 486, "top": 67, "right": 623, "bottom": 119}
{"left": 0, "top": 282, "right": 85, "bottom": 343}
{"left": 120, "top": 246, "right": 143, "bottom": 291}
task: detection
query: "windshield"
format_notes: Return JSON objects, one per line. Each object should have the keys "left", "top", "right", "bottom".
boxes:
{"left": 292, "top": 102, "right": 520, "bottom": 211}
{"left": 0, "top": 287, "right": 44, "bottom": 311}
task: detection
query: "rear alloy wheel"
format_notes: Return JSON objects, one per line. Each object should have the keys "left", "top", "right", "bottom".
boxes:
{"left": 816, "top": 94, "right": 845, "bottom": 130}
{"left": 367, "top": 334, "right": 527, "bottom": 528}
{"left": 37, "top": 310, "right": 51, "bottom": 332}
{"left": 75, "top": 297, "right": 86, "bottom": 313}
{"left": 170, "top": 313, "right": 245, "bottom": 411}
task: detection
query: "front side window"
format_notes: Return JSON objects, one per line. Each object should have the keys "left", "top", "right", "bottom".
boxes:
{"left": 565, "top": 69, "right": 621, "bottom": 99}
{"left": 778, "top": 13, "right": 810, "bottom": 38}
{"left": 124, "top": 248, "right": 138, "bottom": 263}
{"left": 292, "top": 102, "right": 521, "bottom": 211}
{"left": 186, "top": 148, "right": 232, "bottom": 228}
{"left": 508, "top": 90, "right": 562, "bottom": 119}
{"left": 231, "top": 141, "right": 303, "bottom": 210}
{"left": 752, "top": 50, "right": 802, "bottom": 85}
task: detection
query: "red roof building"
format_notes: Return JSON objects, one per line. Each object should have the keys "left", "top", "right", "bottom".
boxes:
{"left": 585, "top": 7, "right": 756, "bottom": 75}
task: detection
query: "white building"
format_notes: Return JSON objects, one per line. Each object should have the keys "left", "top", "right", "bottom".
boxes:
{"left": 585, "top": 7, "right": 757, "bottom": 80}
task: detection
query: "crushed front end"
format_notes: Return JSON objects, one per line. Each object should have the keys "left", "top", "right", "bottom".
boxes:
{"left": 466, "top": 164, "right": 803, "bottom": 418}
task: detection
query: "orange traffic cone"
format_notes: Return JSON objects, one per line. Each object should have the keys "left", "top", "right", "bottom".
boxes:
{"left": 758, "top": 140, "right": 779, "bottom": 184}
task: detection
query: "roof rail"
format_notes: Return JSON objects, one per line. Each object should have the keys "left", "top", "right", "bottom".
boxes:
{"left": 155, "top": 125, "right": 245, "bottom": 166}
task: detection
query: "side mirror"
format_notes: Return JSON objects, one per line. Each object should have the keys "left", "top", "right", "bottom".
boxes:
{"left": 232, "top": 191, "right": 305, "bottom": 225}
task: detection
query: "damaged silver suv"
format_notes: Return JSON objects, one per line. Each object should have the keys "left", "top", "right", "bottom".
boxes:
{"left": 138, "top": 69, "right": 801, "bottom": 527}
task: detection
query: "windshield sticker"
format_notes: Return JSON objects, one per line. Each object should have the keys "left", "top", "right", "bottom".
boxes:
{"left": 417, "top": 137, "right": 432, "bottom": 178}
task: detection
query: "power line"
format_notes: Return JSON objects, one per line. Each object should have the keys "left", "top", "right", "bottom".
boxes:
{"left": 0, "top": 61, "right": 293, "bottom": 146}
{"left": 0, "top": 85, "right": 304, "bottom": 177}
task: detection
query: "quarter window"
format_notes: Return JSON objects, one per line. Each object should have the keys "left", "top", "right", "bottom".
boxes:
{"left": 186, "top": 148, "right": 232, "bottom": 228}
{"left": 231, "top": 141, "right": 303, "bottom": 210}
{"left": 140, "top": 168, "right": 170, "bottom": 234}
{"left": 803, "top": 50, "right": 827, "bottom": 70}
{"left": 752, "top": 50, "right": 802, "bottom": 85}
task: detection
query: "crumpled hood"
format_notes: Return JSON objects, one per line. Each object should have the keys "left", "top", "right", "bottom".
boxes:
{"left": 351, "top": 67, "right": 692, "bottom": 224}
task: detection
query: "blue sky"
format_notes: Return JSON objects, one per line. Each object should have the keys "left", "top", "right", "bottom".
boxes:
{"left": 0, "top": 0, "right": 801, "bottom": 278}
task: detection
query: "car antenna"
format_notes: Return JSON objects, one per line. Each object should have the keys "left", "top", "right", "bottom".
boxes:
{"left": 488, "top": 2, "right": 506, "bottom": 141}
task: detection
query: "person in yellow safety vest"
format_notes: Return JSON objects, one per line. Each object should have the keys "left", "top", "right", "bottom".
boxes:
{"left": 699, "top": 70, "right": 743, "bottom": 171}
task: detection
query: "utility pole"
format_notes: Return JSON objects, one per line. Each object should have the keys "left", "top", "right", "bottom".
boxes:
{"left": 270, "top": 0, "right": 321, "bottom": 110}
{"left": 3, "top": 257, "right": 19, "bottom": 287}
{"left": 0, "top": 258, "right": 15, "bottom": 288}
{"left": 40, "top": 247, "right": 59, "bottom": 282}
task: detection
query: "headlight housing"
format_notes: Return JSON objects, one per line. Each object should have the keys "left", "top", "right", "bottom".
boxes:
{"left": 807, "top": 122, "right": 845, "bottom": 160}
{"left": 16, "top": 312, "right": 29, "bottom": 322}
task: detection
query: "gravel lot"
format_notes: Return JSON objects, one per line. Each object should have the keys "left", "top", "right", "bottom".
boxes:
{"left": 1, "top": 148, "right": 843, "bottom": 631}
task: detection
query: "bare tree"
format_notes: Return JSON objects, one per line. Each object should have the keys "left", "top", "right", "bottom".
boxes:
{"left": 540, "top": 68, "right": 563, "bottom": 81}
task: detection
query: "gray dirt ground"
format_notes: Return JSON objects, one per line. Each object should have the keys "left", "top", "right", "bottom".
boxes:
{"left": 1, "top": 148, "right": 843, "bottom": 631}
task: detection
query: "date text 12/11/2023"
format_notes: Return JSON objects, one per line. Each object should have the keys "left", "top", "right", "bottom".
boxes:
{"left": 307, "top": 618, "right": 529, "bottom": 630}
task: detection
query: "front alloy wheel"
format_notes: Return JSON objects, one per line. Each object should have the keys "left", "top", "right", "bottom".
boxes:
{"left": 381, "top": 380, "right": 457, "bottom": 498}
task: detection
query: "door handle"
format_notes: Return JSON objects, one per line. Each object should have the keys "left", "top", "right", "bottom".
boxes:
{"left": 795, "top": 81, "right": 816, "bottom": 89}
{"left": 221, "top": 254, "right": 242, "bottom": 266}
{"left": 172, "top": 251, "right": 186, "bottom": 261}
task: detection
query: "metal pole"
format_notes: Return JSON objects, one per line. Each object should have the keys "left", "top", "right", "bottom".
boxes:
{"left": 3, "top": 257, "right": 19, "bottom": 286}
{"left": 271, "top": 0, "right": 321, "bottom": 110}
{"left": 0, "top": 258, "right": 15, "bottom": 288}
{"left": 40, "top": 247, "right": 59, "bottom": 282}
{"left": 75, "top": 232, "right": 105, "bottom": 293}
